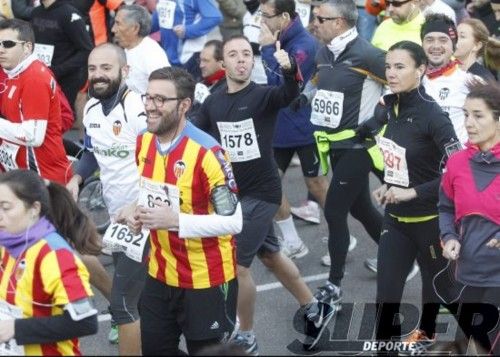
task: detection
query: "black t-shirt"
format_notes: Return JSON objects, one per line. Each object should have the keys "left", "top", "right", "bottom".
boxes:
{"left": 193, "top": 71, "right": 300, "bottom": 204}
{"left": 468, "top": 61, "right": 495, "bottom": 82}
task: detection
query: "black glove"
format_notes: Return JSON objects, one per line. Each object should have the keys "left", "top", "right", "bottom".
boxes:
{"left": 289, "top": 94, "right": 308, "bottom": 112}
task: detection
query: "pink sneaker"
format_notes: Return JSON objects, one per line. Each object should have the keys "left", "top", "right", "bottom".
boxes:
{"left": 290, "top": 200, "right": 320, "bottom": 225}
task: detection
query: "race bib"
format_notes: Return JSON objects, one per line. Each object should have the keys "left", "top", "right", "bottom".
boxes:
{"left": 157, "top": 0, "right": 176, "bottom": 29}
{"left": 217, "top": 119, "right": 260, "bottom": 162}
{"left": 33, "top": 44, "right": 54, "bottom": 67}
{"left": 0, "top": 301, "right": 24, "bottom": 356}
{"left": 194, "top": 83, "right": 211, "bottom": 104}
{"left": 377, "top": 137, "right": 409, "bottom": 187}
{"left": 310, "top": 90, "right": 344, "bottom": 129}
{"left": 0, "top": 142, "right": 19, "bottom": 171}
{"left": 138, "top": 178, "right": 180, "bottom": 214}
{"left": 102, "top": 223, "right": 149, "bottom": 263}
{"left": 295, "top": 1, "right": 311, "bottom": 27}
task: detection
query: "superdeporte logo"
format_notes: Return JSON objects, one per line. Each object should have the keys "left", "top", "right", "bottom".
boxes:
{"left": 287, "top": 302, "right": 499, "bottom": 355}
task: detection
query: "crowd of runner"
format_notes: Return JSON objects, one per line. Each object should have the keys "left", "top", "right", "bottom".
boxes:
{"left": 0, "top": 0, "right": 498, "bottom": 355}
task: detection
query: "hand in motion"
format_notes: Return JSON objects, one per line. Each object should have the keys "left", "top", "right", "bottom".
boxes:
{"left": 273, "top": 41, "right": 292, "bottom": 71}
{"left": 137, "top": 201, "right": 179, "bottom": 231}
{"left": 486, "top": 238, "right": 500, "bottom": 249}
{"left": 442, "top": 239, "right": 461, "bottom": 260}
{"left": 173, "top": 25, "right": 186, "bottom": 39}
{"left": 383, "top": 187, "right": 417, "bottom": 204}
{"left": 116, "top": 202, "right": 142, "bottom": 235}
{"left": 372, "top": 184, "right": 388, "bottom": 205}
{"left": 258, "top": 22, "right": 278, "bottom": 46}
{"left": 0, "top": 320, "right": 15, "bottom": 343}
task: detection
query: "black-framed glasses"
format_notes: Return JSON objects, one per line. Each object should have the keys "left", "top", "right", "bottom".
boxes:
{"left": 0, "top": 40, "right": 26, "bottom": 49}
{"left": 315, "top": 15, "right": 343, "bottom": 24}
{"left": 386, "top": 0, "right": 413, "bottom": 7}
{"left": 141, "top": 94, "right": 181, "bottom": 107}
{"left": 257, "top": 10, "right": 282, "bottom": 19}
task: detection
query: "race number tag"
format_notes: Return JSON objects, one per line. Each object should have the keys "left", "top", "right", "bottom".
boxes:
{"left": 102, "top": 223, "right": 149, "bottom": 262}
{"left": 0, "top": 301, "right": 24, "bottom": 356}
{"left": 377, "top": 137, "right": 409, "bottom": 187}
{"left": 194, "top": 83, "right": 211, "bottom": 104}
{"left": 310, "top": 90, "right": 344, "bottom": 129}
{"left": 295, "top": 1, "right": 311, "bottom": 27}
{"left": 0, "top": 142, "right": 19, "bottom": 171}
{"left": 138, "top": 178, "right": 180, "bottom": 214}
{"left": 33, "top": 44, "right": 54, "bottom": 66}
{"left": 217, "top": 119, "right": 260, "bottom": 162}
{"left": 157, "top": 0, "right": 176, "bottom": 29}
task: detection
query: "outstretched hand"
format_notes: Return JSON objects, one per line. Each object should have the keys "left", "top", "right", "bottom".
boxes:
{"left": 273, "top": 41, "right": 292, "bottom": 70}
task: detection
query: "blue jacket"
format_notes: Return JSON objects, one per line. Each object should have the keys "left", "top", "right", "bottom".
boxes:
{"left": 152, "top": 0, "right": 222, "bottom": 66}
{"left": 261, "top": 16, "right": 319, "bottom": 147}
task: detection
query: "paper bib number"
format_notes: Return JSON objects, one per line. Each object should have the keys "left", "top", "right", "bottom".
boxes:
{"left": 157, "top": 0, "right": 176, "bottom": 29}
{"left": 194, "top": 83, "right": 211, "bottom": 104}
{"left": 295, "top": 1, "right": 311, "bottom": 27}
{"left": 0, "top": 142, "right": 19, "bottom": 171}
{"left": 102, "top": 223, "right": 149, "bottom": 262}
{"left": 33, "top": 44, "right": 54, "bottom": 66}
{"left": 217, "top": 119, "right": 260, "bottom": 162}
{"left": 310, "top": 90, "right": 344, "bottom": 129}
{"left": 377, "top": 137, "right": 409, "bottom": 187}
{"left": 138, "top": 178, "right": 180, "bottom": 213}
{"left": 0, "top": 301, "right": 24, "bottom": 356}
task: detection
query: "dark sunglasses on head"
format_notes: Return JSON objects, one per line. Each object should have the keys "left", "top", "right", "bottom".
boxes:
{"left": 386, "top": 0, "right": 413, "bottom": 7}
{"left": 315, "top": 15, "right": 343, "bottom": 24}
{"left": 0, "top": 40, "right": 26, "bottom": 49}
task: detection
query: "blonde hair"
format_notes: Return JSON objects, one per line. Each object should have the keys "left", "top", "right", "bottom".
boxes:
{"left": 459, "top": 18, "right": 500, "bottom": 70}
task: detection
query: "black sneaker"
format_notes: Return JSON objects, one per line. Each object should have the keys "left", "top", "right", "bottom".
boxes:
{"left": 303, "top": 301, "right": 335, "bottom": 351}
{"left": 314, "top": 282, "right": 342, "bottom": 308}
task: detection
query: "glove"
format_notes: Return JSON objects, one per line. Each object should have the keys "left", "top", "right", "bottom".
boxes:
{"left": 289, "top": 94, "right": 308, "bottom": 112}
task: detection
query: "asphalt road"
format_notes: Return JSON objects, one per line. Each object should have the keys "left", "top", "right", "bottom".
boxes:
{"left": 79, "top": 164, "right": 462, "bottom": 356}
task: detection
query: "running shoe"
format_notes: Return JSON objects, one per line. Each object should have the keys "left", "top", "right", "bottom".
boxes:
{"left": 364, "top": 259, "right": 420, "bottom": 282}
{"left": 290, "top": 201, "right": 321, "bottom": 225}
{"left": 108, "top": 324, "right": 119, "bottom": 344}
{"left": 320, "top": 236, "right": 358, "bottom": 266}
{"left": 314, "top": 282, "right": 342, "bottom": 309}
{"left": 399, "top": 329, "right": 436, "bottom": 355}
{"left": 231, "top": 332, "right": 259, "bottom": 356}
{"left": 282, "top": 241, "right": 309, "bottom": 259}
{"left": 303, "top": 301, "right": 335, "bottom": 351}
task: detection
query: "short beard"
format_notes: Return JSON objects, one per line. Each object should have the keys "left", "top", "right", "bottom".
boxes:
{"left": 152, "top": 105, "right": 182, "bottom": 138}
{"left": 89, "top": 72, "right": 122, "bottom": 99}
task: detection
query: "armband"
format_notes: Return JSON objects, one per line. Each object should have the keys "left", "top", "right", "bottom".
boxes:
{"left": 210, "top": 185, "right": 238, "bottom": 216}
{"left": 444, "top": 139, "right": 462, "bottom": 158}
{"left": 64, "top": 298, "right": 98, "bottom": 321}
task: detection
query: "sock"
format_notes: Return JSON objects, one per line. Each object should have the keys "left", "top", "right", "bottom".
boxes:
{"left": 275, "top": 215, "right": 303, "bottom": 247}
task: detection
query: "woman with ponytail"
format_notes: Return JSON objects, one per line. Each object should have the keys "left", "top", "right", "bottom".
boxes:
{"left": 0, "top": 169, "right": 99, "bottom": 355}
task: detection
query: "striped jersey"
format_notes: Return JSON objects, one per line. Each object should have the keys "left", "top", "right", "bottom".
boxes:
{"left": 0, "top": 233, "right": 93, "bottom": 356}
{"left": 136, "top": 121, "right": 237, "bottom": 289}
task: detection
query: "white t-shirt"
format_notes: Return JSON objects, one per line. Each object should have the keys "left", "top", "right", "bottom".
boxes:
{"left": 423, "top": 67, "right": 476, "bottom": 144}
{"left": 423, "top": 0, "right": 456, "bottom": 23}
{"left": 83, "top": 90, "right": 147, "bottom": 216}
{"left": 125, "top": 37, "right": 170, "bottom": 94}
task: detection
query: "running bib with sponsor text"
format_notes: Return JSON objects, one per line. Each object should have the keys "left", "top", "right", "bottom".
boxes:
{"left": 310, "top": 90, "right": 344, "bottom": 129}
{"left": 217, "top": 119, "right": 260, "bottom": 162}
{"left": 0, "top": 142, "right": 19, "bottom": 171}
{"left": 157, "top": 0, "right": 176, "bottom": 29}
{"left": 295, "top": 1, "right": 311, "bottom": 27}
{"left": 33, "top": 44, "right": 54, "bottom": 67}
{"left": 377, "top": 137, "right": 409, "bottom": 187}
{"left": 0, "top": 301, "right": 24, "bottom": 356}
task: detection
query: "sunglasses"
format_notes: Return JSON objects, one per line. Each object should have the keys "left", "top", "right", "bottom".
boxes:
{"left": 0, "top": 40, "right": 26, "bottom": 49}
{"left": 315, "top": 15, "right": 343, "bottom": 24}
{"left": 386, "top": 0, "right": 413, "bottom": 7}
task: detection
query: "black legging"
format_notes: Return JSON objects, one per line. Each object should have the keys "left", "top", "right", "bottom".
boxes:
{"left": 376, "top": 215, "right": 450, "bottom": 341}
{"left": 324, "top": 148, "right": 383, "bottom": 286}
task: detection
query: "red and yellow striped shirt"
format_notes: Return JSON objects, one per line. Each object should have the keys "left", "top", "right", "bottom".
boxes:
{"left": 136, "top": 122, "right": 237, "bottom": 289}
{"left": 0, "top": 233, "right": 93, "bottom": 356}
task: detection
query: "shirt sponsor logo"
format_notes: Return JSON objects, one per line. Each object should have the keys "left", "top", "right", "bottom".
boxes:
{"left": 93, "top": 143, "right": 131, "bottom": 158}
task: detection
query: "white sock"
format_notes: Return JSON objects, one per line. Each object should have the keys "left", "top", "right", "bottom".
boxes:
{"left": 275, "top": 215, "right": 303, "bottom": 247}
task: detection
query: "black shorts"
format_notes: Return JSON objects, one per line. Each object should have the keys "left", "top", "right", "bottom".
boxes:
{"left": 236, "top": 196, "right": 281, "bottom": 268}
{"left": 140, "top": 276, "right": 238, "bottom": 355}
{"left": 274, "top": 144, "right": 320, "bottom": 177}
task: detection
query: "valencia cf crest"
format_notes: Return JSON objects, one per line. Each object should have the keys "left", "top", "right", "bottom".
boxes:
{"left": 113, "top": 120, "right": 122, "bottom": 136}
{"left": 174, "top": 160, "right": 186, "bottom": 178}
{"left": 15, "top": 259, "right": 26, "bottom": 281}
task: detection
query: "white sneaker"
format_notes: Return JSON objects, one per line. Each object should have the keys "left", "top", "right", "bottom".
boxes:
{"left": 290, "top": 200, "right": 320, "bottom": 225}
{"left": 282, "top": 241, "right": 309, "bottom": 259}
{"left": 320, "top": 236, "right": 358, "bottom": 266}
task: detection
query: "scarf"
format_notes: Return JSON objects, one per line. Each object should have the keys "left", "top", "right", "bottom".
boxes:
{"left": 327, "top": 27, "right": 358, "bottom": 61}
{"left": 0, "top": 217, "right": 56, "bottom": 259}
{"left": 203, "top": 69, "right": 225, "bottom": 86}
{"left": 426, "top": 59, "right": 460, "bottom": 79}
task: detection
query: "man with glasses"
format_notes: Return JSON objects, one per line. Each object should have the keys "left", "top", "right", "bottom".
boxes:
{"left": 118, "top": 66, "right": 242, "bottom": 355}
{"left": 371, "top": 0, "right": 425, "bottom": 50}
{"left": 66, "top": 43, "right": 147, "bottom": 355}
{"left": 0, "top": 19, "right": 72, "bottom": 185}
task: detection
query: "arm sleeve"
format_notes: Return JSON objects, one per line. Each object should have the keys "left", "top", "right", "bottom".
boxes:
{"left": 184, "top": 0, "right": 222, "bottom": 39}
{"left": 51, "top": 9, "right": 93, "bottom": 78}
{"left": 266, "top": 58, "right": 301, "bottom": 110}
{"left": 413, "top": 112, "right": 459, "bottom": 201}
{"left": 178, "top": 203, "right": 242, "bottom": 238}
{"left": 14, "top": 310, "right": 97, "bottom": 345}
